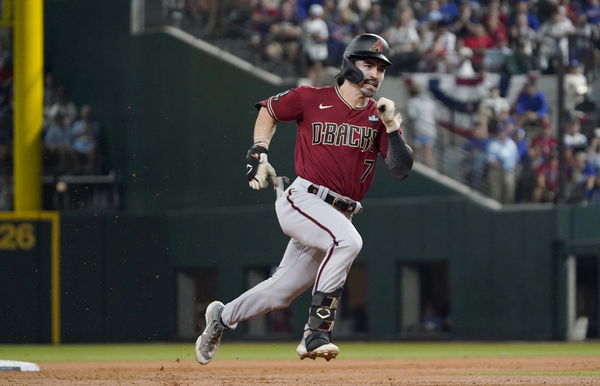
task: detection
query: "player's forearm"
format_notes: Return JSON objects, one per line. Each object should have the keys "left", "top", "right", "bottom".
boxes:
{"left": 385, "top": 131, "right": 413, "bottom": 180}
{"left": 253, "top": 107, "right": 277, "bottom": 149}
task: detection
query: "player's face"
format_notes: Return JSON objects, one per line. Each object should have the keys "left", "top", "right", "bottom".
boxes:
{"left": 355, "top": 59, "right": 387, "bottom": 97}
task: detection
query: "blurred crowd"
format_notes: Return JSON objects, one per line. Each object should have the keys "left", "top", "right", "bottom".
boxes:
{"left": 164, "top": 0, "right": 600, "bottom": 82}
{"left": 0, "top": 45, "right": 104, "bottom": 178}
{"left": 457, "top": 77, "right": 599, "bottom": 205}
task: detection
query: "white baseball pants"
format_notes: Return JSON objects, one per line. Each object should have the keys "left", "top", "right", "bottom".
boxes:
{"left": 220, "top": 177, "right": 362, "bottom": 329}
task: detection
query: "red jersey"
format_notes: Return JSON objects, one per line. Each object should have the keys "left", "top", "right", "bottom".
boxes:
{"left": 259, "top": 86, "right": 391, "bottom": 201}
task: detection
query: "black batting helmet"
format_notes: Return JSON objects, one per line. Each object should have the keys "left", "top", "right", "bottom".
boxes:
{"left": 340, "top": 33, "right": 392, "bottom": 84}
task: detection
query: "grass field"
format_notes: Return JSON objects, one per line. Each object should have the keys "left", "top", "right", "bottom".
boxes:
{"left": 1, "top": 341, "right": 599, "bottom": 362}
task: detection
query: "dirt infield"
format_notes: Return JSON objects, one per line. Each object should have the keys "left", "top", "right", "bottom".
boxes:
{"left": 3, "top": 356, "right": 600, "bottom": 385}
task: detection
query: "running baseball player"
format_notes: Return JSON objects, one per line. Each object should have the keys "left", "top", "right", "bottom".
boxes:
{"left": 195, "top": 33, "right": 413, "bottom": 364}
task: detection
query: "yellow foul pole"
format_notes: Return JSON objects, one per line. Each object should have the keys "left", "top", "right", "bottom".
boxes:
{"left": 13, "top": 0, "right": 43, "bottom": 211}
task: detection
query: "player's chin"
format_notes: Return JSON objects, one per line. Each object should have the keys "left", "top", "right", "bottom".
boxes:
{"left": 361, "top": 84, "right": 378, "bottom": 97}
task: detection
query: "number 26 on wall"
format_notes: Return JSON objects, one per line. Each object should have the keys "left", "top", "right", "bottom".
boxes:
{"left": 0, "top": 222, "right": 36, "bottom": 250}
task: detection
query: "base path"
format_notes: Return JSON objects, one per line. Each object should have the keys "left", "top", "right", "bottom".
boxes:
{"left": 4, "top": 356, "right": 600, "bottom": 385}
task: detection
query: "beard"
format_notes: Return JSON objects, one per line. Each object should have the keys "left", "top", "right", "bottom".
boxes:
{"left": 360, "top": 78, "right": 379, "bottom": 97}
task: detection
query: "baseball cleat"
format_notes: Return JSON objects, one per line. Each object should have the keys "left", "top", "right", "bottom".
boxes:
{"left": 195, "top": 301, "right": 228, "bottom": 365}
{"left": 296, "top": 330, "right": 339, "bottom": 361}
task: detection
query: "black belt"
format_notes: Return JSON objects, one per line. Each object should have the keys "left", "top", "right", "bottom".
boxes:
{"left": 307, "top": 185, "right": 362, "bottom": 214}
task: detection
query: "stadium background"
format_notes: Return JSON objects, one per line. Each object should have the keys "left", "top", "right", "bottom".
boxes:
{"left": 1, "top": 0, "right": 600, "bottom": 348}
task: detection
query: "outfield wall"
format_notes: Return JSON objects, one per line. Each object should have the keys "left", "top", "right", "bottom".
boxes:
{"left": 6, "top": 0, "right": 593, "bottom": 343}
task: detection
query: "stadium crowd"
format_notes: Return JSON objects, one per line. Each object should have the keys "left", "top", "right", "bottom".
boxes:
{"left": 0, "top": 47, "right": 104, "bottom": 178}
{"left": 168, "top": 0, "right": 600, "bottom": 80}
{"left": 0, "top": 35, "right": 107, "bottom": 210}
{"left": 163, "top": 0, "right": 599, "bottom": 205}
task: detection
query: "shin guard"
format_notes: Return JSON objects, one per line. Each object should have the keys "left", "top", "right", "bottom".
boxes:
{"left": 305, "top": 288, "right": 343, "bottom": 351}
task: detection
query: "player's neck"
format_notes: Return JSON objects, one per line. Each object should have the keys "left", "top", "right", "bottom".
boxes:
{"left": 338, "top": 82, "right": 369, "bottom": 109}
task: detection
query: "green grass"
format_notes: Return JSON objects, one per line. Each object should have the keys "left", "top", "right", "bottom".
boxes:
{"left": 0, "top": 342, "right": 599, "bottom": 362}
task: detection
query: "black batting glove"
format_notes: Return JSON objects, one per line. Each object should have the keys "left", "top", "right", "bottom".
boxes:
{"left": 245, "top": 145, "right": 268, "bottom": 181}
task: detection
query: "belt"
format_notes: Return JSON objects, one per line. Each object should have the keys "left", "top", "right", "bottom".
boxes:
{"left": 307, "top": 184, "right": 363, "bottom": 215}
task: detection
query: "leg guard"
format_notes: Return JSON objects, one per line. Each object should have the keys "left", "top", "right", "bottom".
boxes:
{"left": 305, "top": 288, "right": 343, "bottom": 351}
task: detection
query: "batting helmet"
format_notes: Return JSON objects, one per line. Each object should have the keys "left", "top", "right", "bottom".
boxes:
{"left": 340, "top": 33, "right": 392, "bottom": 84}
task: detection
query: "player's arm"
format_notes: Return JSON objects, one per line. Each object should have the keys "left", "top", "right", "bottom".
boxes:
{"left": 246, "top": 107, "right": 278, "bottom": 190}
{"left": 377, "top": 98, "right": 414, "bottom": 180}
{"left": 252, "top": 106, "right": 277, "bottom": 149}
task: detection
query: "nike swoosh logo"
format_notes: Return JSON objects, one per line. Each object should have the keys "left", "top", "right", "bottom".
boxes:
{"left": 319, "top": 104, "right": 333, "bottom": 109}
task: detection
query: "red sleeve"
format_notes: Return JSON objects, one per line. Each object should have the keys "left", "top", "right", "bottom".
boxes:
{"left": 256, "top": 87, "right": 304, "bottom": 122}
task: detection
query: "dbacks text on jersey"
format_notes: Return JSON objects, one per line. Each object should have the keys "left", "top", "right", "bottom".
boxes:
{"left": 311, "top": 122, "right": 379, "bottom": 152}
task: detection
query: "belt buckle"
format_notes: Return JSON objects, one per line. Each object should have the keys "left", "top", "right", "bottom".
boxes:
{"left": 332, "top": 197, "right": 355, "bottom": 214}
{"left": 331, "top": 197, "right": 343, "bottom": 210}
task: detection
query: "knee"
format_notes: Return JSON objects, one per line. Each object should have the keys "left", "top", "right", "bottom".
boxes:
{"left": 338, "top": 233, "right": 362, "bottom": 257}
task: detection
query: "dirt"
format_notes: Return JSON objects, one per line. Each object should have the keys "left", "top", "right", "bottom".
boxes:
{"left": 3, "top": 356, "right": 600, "bottom": 385}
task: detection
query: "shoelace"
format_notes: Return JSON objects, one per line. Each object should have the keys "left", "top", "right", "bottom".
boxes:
{"left": 205, "top": 322, "right": 227, "bottom": 346}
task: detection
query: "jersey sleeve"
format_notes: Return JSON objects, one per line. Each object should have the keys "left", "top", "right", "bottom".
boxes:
{"left": 255, "top": 87, "right": 304, "bottom": 122}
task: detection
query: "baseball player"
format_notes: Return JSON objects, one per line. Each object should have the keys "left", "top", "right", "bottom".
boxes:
{"left": 195, "top": 33, "right": 413, "bottom": 365}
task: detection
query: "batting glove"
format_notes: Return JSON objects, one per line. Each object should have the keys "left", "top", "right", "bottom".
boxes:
{"left": 377, "top": 97, "right": 403, "bottom": 133}
{"left": 246, "top": 146, "right": 277, "bottom": 190}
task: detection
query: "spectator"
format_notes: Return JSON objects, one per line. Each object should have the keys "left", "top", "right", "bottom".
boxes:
{"left": 483, "top": 5, "right": 509, "bottom": 49}
{"left": 43, "top": 72, "right": 58, "bottom": 122}
{"left": 508, "top": 119, "right": 529, "bottom": 162}
{"left": 384, "top": 6, "right": 420, "bottom": 73}
{"left": 514, "top": 81, "right": 550, "bottom": 129}
{"left": 422, "top": 0, "right": 445, "bottom": 24}
{"left": 486, "top": 124, "right": 520, "bottom": 204}
{"left": 511, "top": 124, "right": 535, "bottom": 202}
{"left": 583, "top": 0, "right": 600, "bottom": 25}
{"left": 47, "top": 86, "right": 77, "bottom": 128}
{"left": 338, "top": 0, "right": 372, "bottom": 19}
{"left": 450, "top": 0, "right": 478, "bottom": 39}
{"left": 297, "top": 0, "right": 325, "bottom": 20}
{"left": 361, "top": 0, "right": 388, "bottom": 35}
{"left": 265, "top": 0, "right": 302, "bottom": 75}
{"left": 249, "top": 0, "right": 279, "bottom": 63}
{"left": 564, "top": 59, "right": 590, "bottom": 117}
{"left": 572, "top": 12, "right": 600, "bottom": 78}
{"left": 71, "top": 105, "right": 101, "bottom": 174}
{"left": 537, "top": 8, "right": 575, "bottom": 72}
{"left": 533, "top": 149, "right": 561, "bottom": 203}
{"left": 463, "top": 23, "right": 496, "bottom": 71}
{"left": 463, "top": 123, "right": 490, "bottom": 192}
{"left": 438, "top": 0, "right": 460, "bottom": 26}
{"left": 302, "top": 3, "right": 329, "bottom": 85}
{"left": 419, "top": 19, "right": 457, "bottom": 72}
{"left": 531, "top": 123, "right": 558, "bottom": 161}
{"left": 0, "top": 91, "right": 12, "bottom": 174}
{"left": 328, "top": 7, "right": 361, "bottom": 66}
{"left": 583, "top": 130, "right": 600, "bottom": 205}
{"left": 479, "top": 86, "right": 510, "bottom": 134}
{"left": 43, "top": 113, "right": 78, "bottom": 174}
{"left": 481, "top": 0, "right": 508, "bottom": 27}
{"left": 406, "top": 82, "right": 438, "bottom": 168}
{"left": 506, "top": 12, "right": 538, "bottom": 73}
{"left": 510, "top": 0, "right": 540, "bottom": 31}
{"left": 564, "top": 118, "right": 588, "bottom": 165}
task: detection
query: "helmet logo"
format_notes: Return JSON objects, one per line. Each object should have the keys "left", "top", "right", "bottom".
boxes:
{"left": 369, "top": 40, "right": 383, "bottom": 53}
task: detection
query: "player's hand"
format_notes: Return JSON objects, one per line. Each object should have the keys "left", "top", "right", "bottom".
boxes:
{"left": 246, "top": 146, "right": 277, "bottom": 190}
{"left": 377, "top": 97, "right": 402, "bottom": 133}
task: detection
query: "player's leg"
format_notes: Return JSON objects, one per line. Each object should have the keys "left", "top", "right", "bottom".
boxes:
{"left": 220, "top": 238, "right": 324, "bottom": 327}
{"left": 195, "top": 238, "right": 324, "bottom": 365}
{"left": 276, "top": 179, "right": 363, "bottom": 360}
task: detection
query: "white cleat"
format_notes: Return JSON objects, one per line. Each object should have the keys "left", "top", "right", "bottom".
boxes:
{"left": 195, "top": 301, "right": 228, "bottom": 365}
{"left": 296, "top": 330, "right": 339, "bottom": 361}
